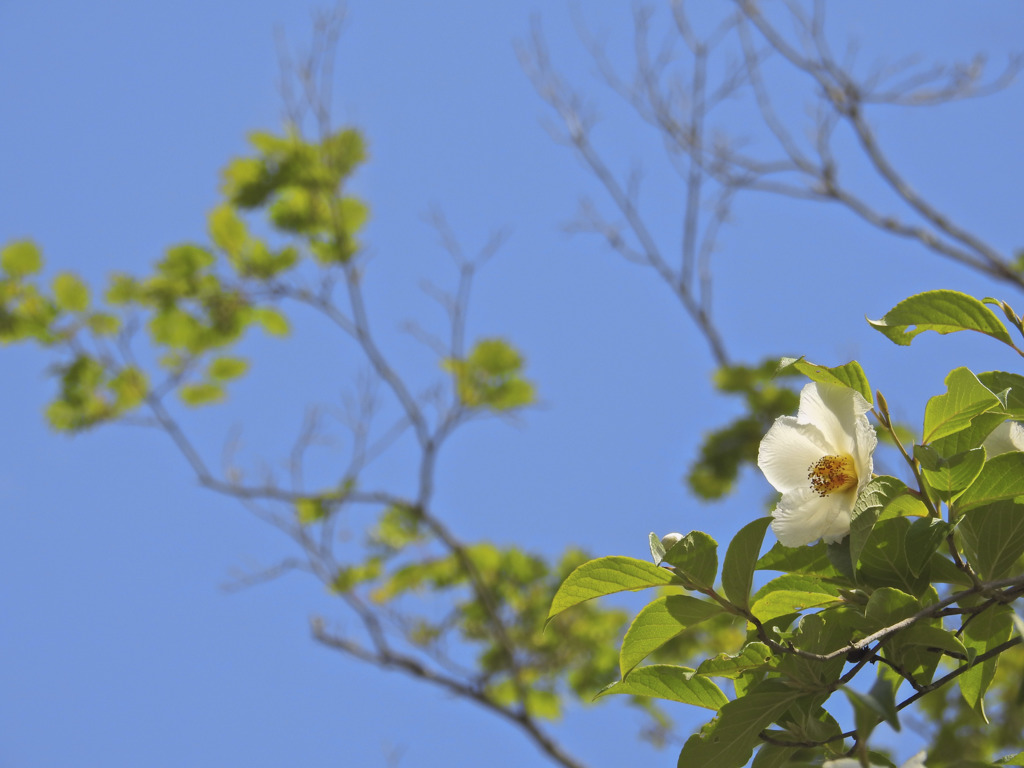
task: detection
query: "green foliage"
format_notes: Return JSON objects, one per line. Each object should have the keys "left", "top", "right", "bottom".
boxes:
{"left": 444, "top": 338, "right": 536, "bottom": 411}
{"left": 553, "top": 289, "right": 1024, "bottom": 767}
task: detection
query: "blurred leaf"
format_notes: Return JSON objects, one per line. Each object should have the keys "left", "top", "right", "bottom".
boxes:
{"left": 179, "top": 382, "right": 224, "bottom": 406}
{"left": 207, "top": 356, "right": 249, "bottom": 381}
{"left": 1, "top": 240, "right": 43, "bottom": 278}
{"left": 446, "top": 338, "right": 535, "bottom": 411}
{"left": 52, "top": 272, "right": 90, "bottom": 312}
{"left": 208, "top": 204, "right": 248, "bottom": 257}
{"left": 253, "top": 307, "right": 290, "bottom": 337}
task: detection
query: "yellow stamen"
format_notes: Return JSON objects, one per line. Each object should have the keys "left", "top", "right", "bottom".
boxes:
{"left": 807, "top": 454, "right": 857, "bottom": 497}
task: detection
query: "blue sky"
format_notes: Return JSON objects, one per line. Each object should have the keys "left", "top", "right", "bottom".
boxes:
{"left": 1, "top": 3, "right": 1022, "bottom": 767}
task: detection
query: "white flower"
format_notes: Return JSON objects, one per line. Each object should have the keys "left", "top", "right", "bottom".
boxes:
{"left": 757, "top": 381, "right": 877, "bottom": 547}
{"left": 983, "top": 420, "right": 1024, "bottom": 457}
{"left": 823, "top": 752, "right": 926, "bottom": 768}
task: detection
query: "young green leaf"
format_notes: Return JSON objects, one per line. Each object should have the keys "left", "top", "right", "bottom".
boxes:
{"left": 597, "top": 665, "right": 728, "bottom": 710}
{"left": 922, "top": 367, "right": 1002, "bottom": 443}
{"left": 547, "top": 556, "right": 681, "bottom": 622}
{"left": 722, "top": 517, "right": 772, "bottom": 609}
{"left": 662, "top": 531, "right": 718, "bottom": 590}
{"left": 778, "top": 357, "right": 872, "bottom": 404}
{"left": 868, "top": 289, "right": 1017, "bottom": 350}
{"left": 918, "top": 447, "right": 985, "bottom": 501}
{"left": 620, "top": 595, "right": 724, "bottom": 677}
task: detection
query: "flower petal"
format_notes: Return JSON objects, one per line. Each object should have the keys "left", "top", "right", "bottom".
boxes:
{"left": 853, "top": 407, "right": 878, "bottom": 494}
{"left": 771, "top": 486, "right": 854, "bottom": 547}
{"left": 797, "top": 382, "right": 871, "bottom": 456}
{"left": 983, "top": 420, "right": 1024, "bottom": 457}
{"left": 757, "top": 416, "right": 833, "bottom": 493}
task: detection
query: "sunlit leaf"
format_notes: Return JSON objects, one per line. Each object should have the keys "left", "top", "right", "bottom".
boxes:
{"left": 722, "top": 517, "right": 772, "bottom": 610}
{"left": 547, "top": 557, "right": 681, "bottom": 622}
{"left": 620, "top": 595, "right": 723, "bottom": 676}
{"left": 923, "top": 367, "right": 1001, "bottom": 443}
{"left": 598, "top": 664, "right": 728, "bottom": 710}
{"left": 662, "top": 530, "right": 718, "bottom": 591}
{"left": 868, "top": 289, "right": 1016, "bottom": 350}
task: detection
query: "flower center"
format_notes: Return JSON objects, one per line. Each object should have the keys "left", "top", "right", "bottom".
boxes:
{"left": 807, "top": 454, "right": 857, "bottom": 497}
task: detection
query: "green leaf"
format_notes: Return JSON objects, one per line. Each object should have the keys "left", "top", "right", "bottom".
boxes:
{"left": 956, "top": 452, "right": 1024, "bottom": 512}
{"left": 904, "top": 517, "right": 952, "bottom": 577}
{"left": 676, "top": 679, "right": 805, "bottom": 768}
{"left": 662, "top": 531, "right": 718, "bottom": 590}
{"left": 620, "top": 595, "right": 724, "bottom": 676}
{"left": 52, "top": 272, "right": 90, "bottom": 312}
{"left": 961, "top": 604, "right": 1013, "bottom": 721}
{"left": 899, "top": 622, "right": 968, "bottom": 660}
{"left": 598, "top": 665, "right": 728, "bottom": 710}
{"left": 843, "top": 675, "right": 899, "bottom": 743}
{"left": 694, "top": 642, "right": 774, "bottom": 679}
{"left": 868, "top": 289, "right": 1016, "bottom": 350}
{"left": 923, "top": 367, "right": 1002, "bottom": 443}
{"left": 979, "top": 371, "right": 1024, "bottom": 419}
{"left": 857, "top": 517, "right": 929, "bottom": 596}
{"left": 547, "top": 557, "right": 680, "bottom": 622}
{"left": 959, "top": 501, "right": 1024, "bottom": 579}
{"left": 864, "top": 587, "right": 919, "bottom": 631}
{"left": 778, "top": 357, "right": 872, "bottom": 404}
{"left": 1, "top": 240, "right": 43, "bottom": 278}
{"left": 207, "top": 356, "right": 249, "bottom": 381}
{"left": 253, "top": 307, "right": 290, "bottom": 337}
{"left": 749, "top": 574, "right": 841, "bottom": 623}
{"left": 722, "top": 517, "right": 772, "bottom": 610}
{"left": 178, "top": 382, "right": 225, "bottom": 406}
{"left": 917, "top": 446, "right": 986, "bottom": 501}
{"left": 756, "top": 540, "right": 835, "bottom": 576}
{"left": 996, "top": 751, "right": 1024, "bottom": 766}
{"left": 750, "top": 744, "right": 799, "bottom": 768}
{"left": 849, "top": 476, "right": 908, "bottom": 567}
